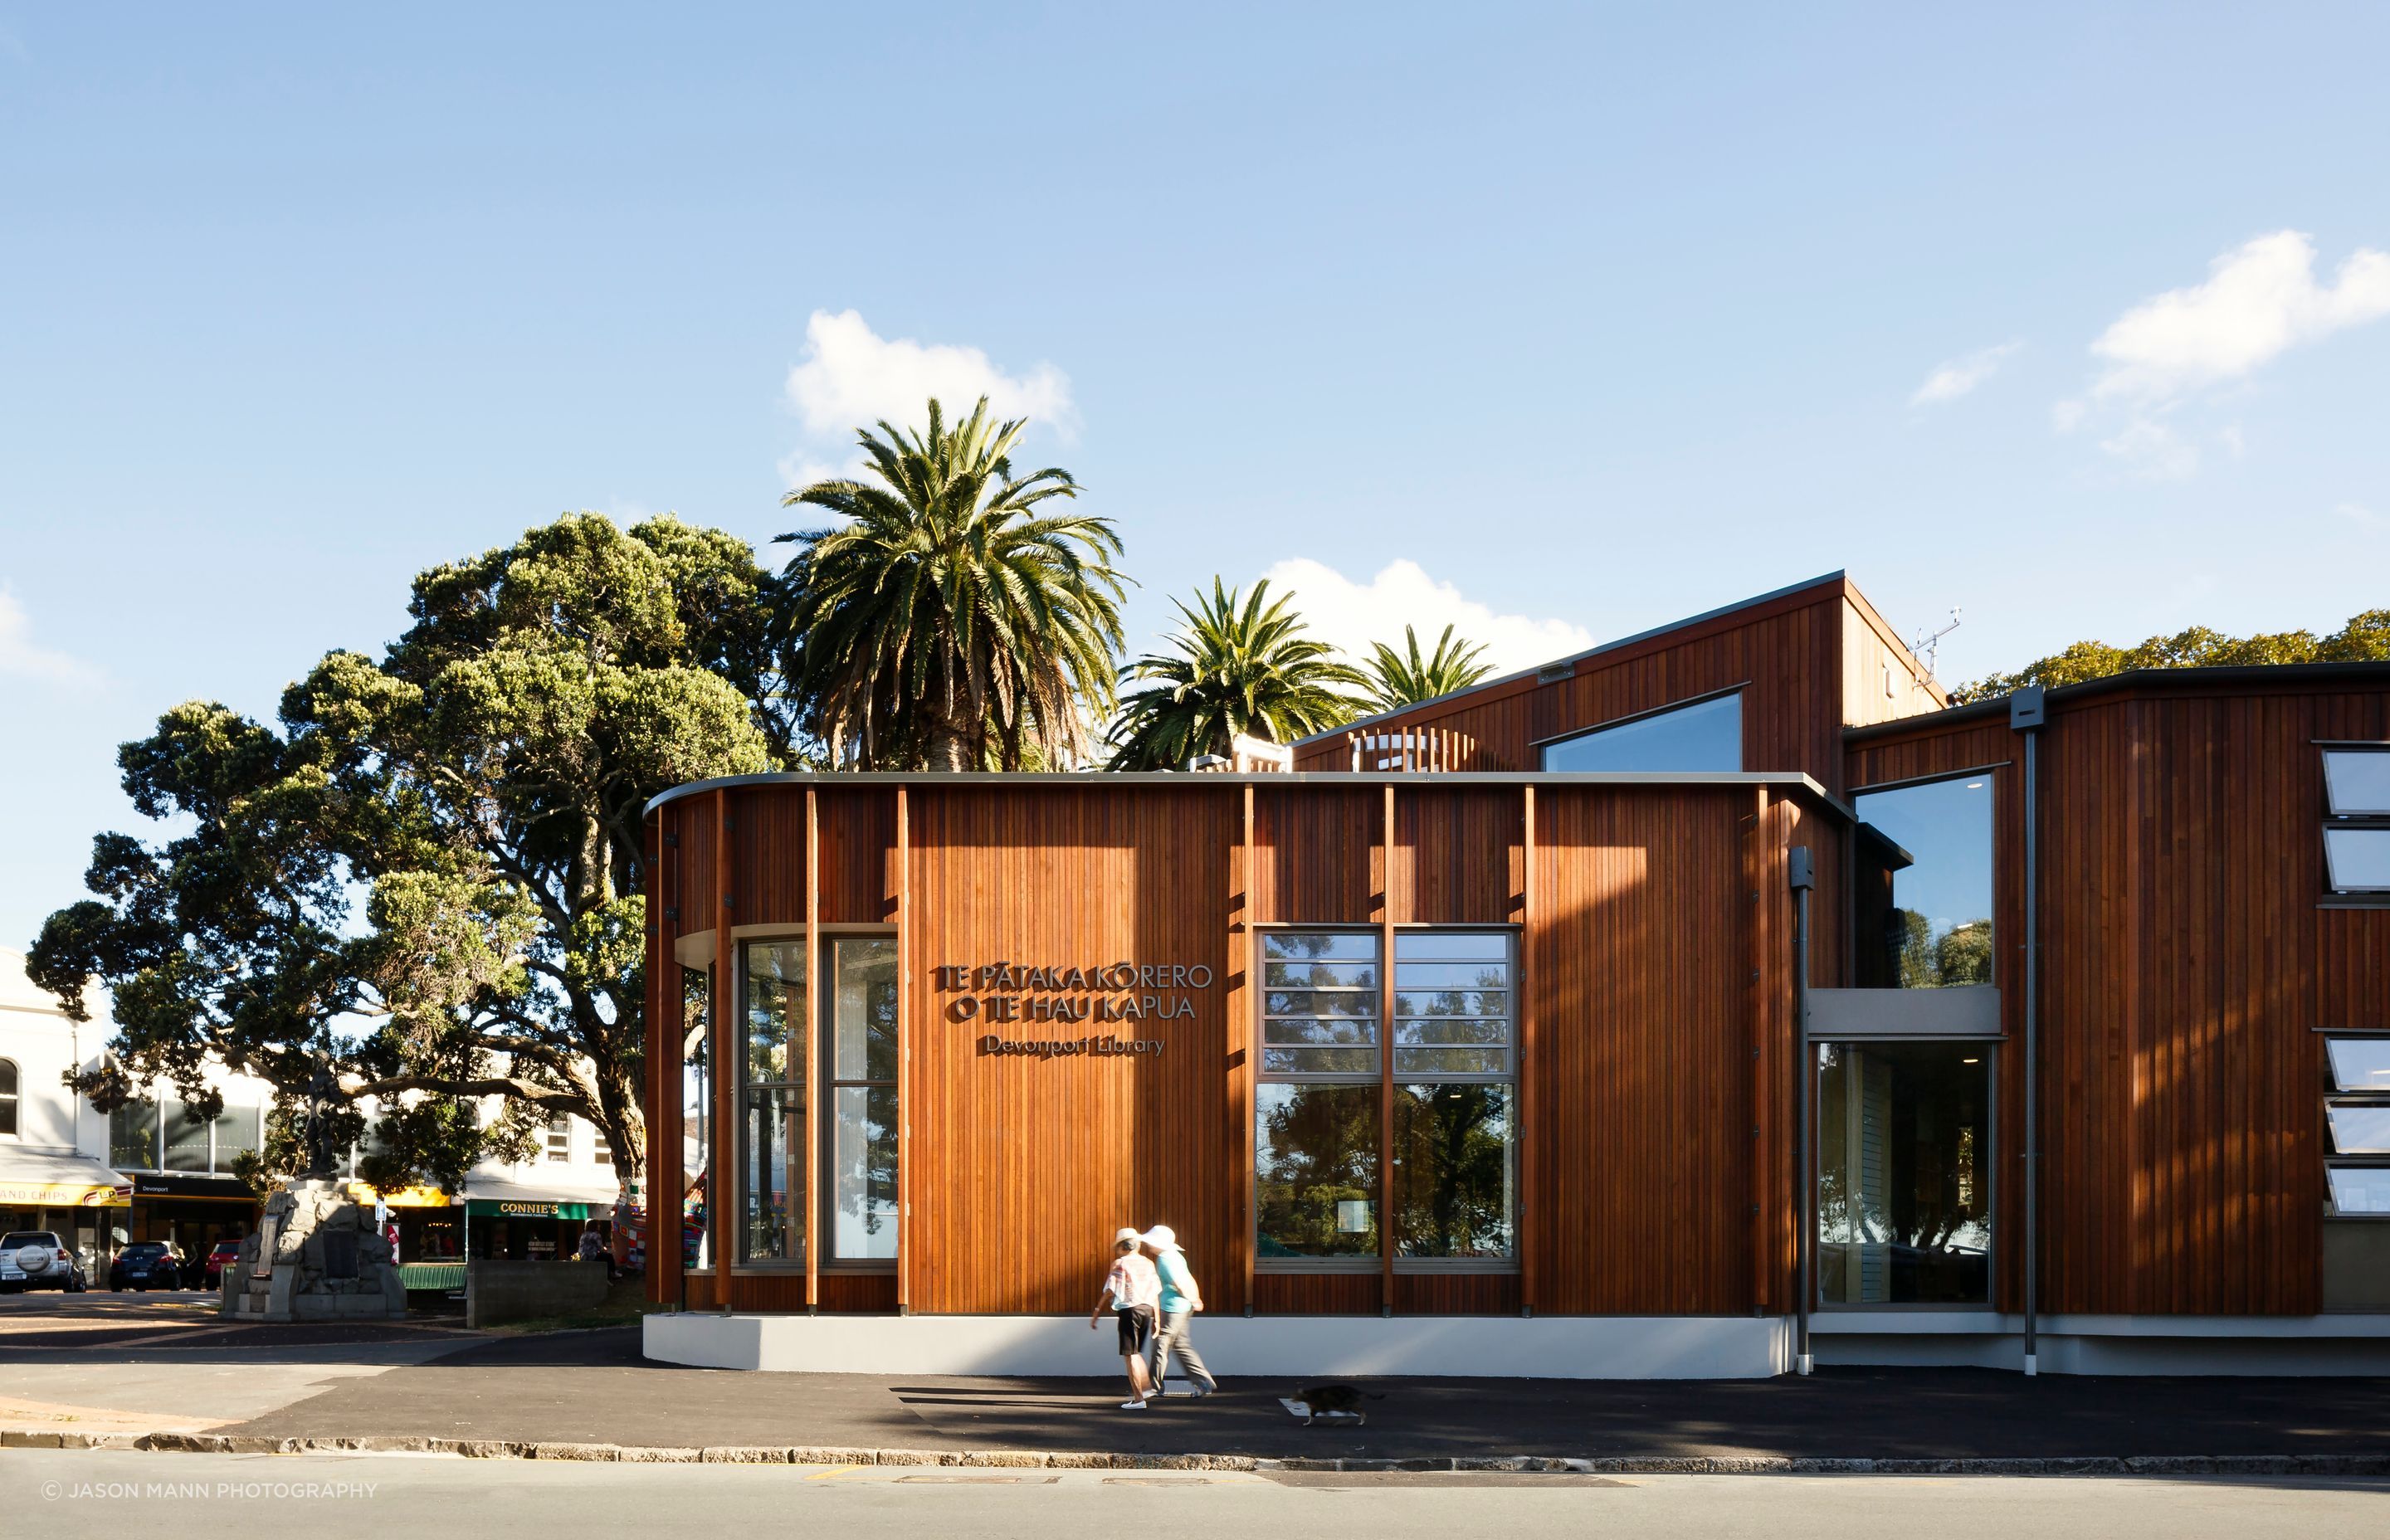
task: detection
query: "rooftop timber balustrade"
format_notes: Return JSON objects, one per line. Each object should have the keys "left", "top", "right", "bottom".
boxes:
{"left": 1347, "top": 724, "right": 1509, "bottom": 772}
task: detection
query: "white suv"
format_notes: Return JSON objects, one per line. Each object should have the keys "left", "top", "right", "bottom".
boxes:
{"left": 1, "top": 1231, "right": 90, "bottom": 1293}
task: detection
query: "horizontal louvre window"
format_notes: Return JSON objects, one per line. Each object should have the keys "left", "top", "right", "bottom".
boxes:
{"left": 2327, "top": 1039, "right": 2390, "bottom": 1092}
{"left": 1264, "top": 960, "right": 1378, "bottom": 990}
{"left": 1266, "top": 990, "right": 1377, "bottom": 1018}
{"left": 2327, "top": 1104, "right": 2390, "bottom": 1156}
{"left": 2324, "top": 749, "right": 2390, "bottom": 816}
{"left": 2324, "top": 827, "right": 2390, "bottom": 893}
{"left": 1394, "top": 932, "right": 1508, "bottom": 962}
{"left": 1264, "top": 933, "right": 1378, "bottom": 961}
{"left": 1264, "top": 1047, "right": 1379, "bottom": 1075}
{"left": 2328, "top": 1166, "right": 2390, "bottom": 1216}
{"left": 1393, "top": 933, "right": 1511, "bottom": 1079}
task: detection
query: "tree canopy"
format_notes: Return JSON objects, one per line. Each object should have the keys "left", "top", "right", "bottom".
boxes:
{"left": 1107, "top": 578, "right": 1365, "bottom": 769}
{"left": 777, "top": 397, "right": 1127, "bottom": 770}
{"left": 27, "top": 513, "right": 783, "bottom": 1194}
{"left": 1952, "top": 608, "right": 2390, "bottom": 704}
{"left": 1361, "top": 623, "right": 1493, "bottom": 714}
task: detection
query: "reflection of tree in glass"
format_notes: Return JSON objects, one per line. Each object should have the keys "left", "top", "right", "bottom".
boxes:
{"left": 1892, "top": 910, "right": 1992, "bottom": 987}
{"left": 1394, "top": 1084, "right": 1510, "bottom": 1257}
{"left": 1256, "top": 1086, "right": 1377, "bottom": 1255}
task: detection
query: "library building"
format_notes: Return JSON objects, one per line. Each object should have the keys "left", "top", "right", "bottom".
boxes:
{"left": 639, "top": 572, "right": 2390, "bottom": 1378}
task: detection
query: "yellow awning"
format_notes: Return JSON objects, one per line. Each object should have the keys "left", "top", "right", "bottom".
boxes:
{"left": 344, "top": 1182, "right": 456, "bottom": 1209}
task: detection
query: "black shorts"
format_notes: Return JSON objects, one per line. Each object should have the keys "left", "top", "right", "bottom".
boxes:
{"left": 1115, "top": 1305, "right": 1155, "bottom": 1354}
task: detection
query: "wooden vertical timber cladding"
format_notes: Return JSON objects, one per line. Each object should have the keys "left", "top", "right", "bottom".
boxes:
{"left": 1526, "top": 785, "right": 1758, "bottom": 1313}
{"left": 1847, "top": 675, "right": 2390, "bottom": 1319}
{"left": 907, "top": 785, "right": 1236, "bottom": 1313}
{"left": 1288, "top": 577, "right": 1942, "bottom": 795}
{"left": 650, "top": 772, "right": 1844, "bottom": 1318}
{"left": 895, "top": 787, "right": 910, "bottom": 1313}
{"left": 1378, "top": 783, "right": 1396, "bottom": 1314}
{"left": 1233, "top": 783, "right": 1256, "bottom": 1315}
{"left": 1518, "top": 786, "right": 1537, "bottom": 1315}
{"left": 803, "top": 787, "right": 820, "bottom": 1313}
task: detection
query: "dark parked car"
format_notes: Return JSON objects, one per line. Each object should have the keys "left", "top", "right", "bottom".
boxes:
{"left": 202, "top": 1239, "right": 244, "bottom": 1290}
{"left": 2, "top": 1231, "right": 88, "bottom": 1292}
{"left": 108, "top": 1241, "right": 187, "bottom": 1292}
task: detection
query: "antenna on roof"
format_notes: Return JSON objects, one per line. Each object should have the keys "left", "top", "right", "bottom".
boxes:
{"left": 1910, "top": 608, "right": 1962, "bottom": 680}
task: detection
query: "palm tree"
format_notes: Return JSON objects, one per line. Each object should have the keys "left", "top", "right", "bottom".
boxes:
{"left": 777, "top": 397, "right": 1126, "bottom": 771}
{"left": 1107, "top": 579, "right": 1365, "bottom": 769}
{"left": 1361, "top": 623, "right": 1493, "bottom": 713}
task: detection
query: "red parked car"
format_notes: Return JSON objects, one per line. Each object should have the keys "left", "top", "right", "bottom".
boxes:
{"left": 202, "top": 1240, "right": 244, "bottom": 1289}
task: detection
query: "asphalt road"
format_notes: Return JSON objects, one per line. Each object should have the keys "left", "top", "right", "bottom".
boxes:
{"left": 7, "top": 1450, "right": 2387, "bottom": 1538}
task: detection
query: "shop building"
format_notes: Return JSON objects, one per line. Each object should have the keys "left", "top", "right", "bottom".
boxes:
{"left": 637, "top": 572, "right": 2390, "bottom": 1377}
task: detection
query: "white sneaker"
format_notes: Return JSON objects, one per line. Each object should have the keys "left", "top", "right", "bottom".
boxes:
{"left": 1119, "top": 1399, "right": 1148, "bottom": 1411}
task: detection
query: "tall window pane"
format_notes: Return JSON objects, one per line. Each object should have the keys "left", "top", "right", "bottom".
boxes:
{"left": 1817, "top": 1041, "right": 1990, "bottom": 1304}
{"left": 163, "top": 1099, "right": 211, "bottom": 1172}
{"left": 740, "top": 941, "right": 805, "bottom": 1265}
{"left": 1853, "top": 774, "right": 1994, "bottom": 988}
{"left": 213, "top": 1105, "right": 262, "bottom": 1171}
{"left": 1256, "top": 1083, "right": 1380, "bottom": 1258}
{"left": 1257, "top": 930, "right": 1382, "bottom": 1260}
{"left": 2324, "top": 749, "right": 2390, "bottom": 816}
{"left": 1393, "top": 1083, "right": 1514, "bottom": 1258}
{"left": 680, "top": 966, "right": 711, "bottom": 1269}
{"left": 1539, "top": 693, "right": 1741, "bottom": 772}
{"left": 826, "top": 938, "right": 898, "bottom": 1262}
{"left": 111, "top": 1099, "right": 159, "bottom": 1170}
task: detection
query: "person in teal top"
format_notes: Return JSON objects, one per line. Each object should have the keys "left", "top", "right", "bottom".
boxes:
{"left": 1139, "top": 1226, "right": 1217, "bottom": 1398}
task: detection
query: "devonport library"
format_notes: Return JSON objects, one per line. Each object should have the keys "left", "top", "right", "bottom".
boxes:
{"left": 640, "top": 572, "right": 2390, "bottom": 1378}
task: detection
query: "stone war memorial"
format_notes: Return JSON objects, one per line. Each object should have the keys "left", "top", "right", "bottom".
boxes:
{"left": 220, "top": 1060, "right": 405, "bottom": 1323}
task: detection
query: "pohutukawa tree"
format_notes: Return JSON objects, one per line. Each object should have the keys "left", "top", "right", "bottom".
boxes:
{"left": 777, "top": 396, "right": 1128, "bottom": 770}
{"left": 27, "top": 514, "right": 785, "bottom": 1196}
{"left": 1106, "top": 578, "right": 1366, "bottom": 769}
{"left": 1361, "top": 623, "right": 1493, "bottom": 713}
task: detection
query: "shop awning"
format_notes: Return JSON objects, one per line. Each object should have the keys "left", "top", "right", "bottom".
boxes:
{"left": 344, "top": 1182, "right": 458, "bottom": 1209}
{"left": 0, "top": 1149, "right": 134, "bottom": 1208}
{"left": 465, "top": 1172, "right": 622, "bottom": 1221}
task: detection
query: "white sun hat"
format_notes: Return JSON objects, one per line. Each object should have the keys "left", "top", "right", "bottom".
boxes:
{"left": 1114, "top": 1226, "right": 1143, "bottom": 1245}
{"left": 1140, "top": 1226, "right": 1182, "bottom": 1251}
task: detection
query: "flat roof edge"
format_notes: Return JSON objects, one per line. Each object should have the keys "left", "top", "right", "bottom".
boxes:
{"left": 646, "top": 768, "right": 1851, "bottom": 821}
{"left": 1289, "top": 570, "right": 1850, "bottom": 748}
{"left": 1844, "top": 659, "right": 2390, "bottom": 742}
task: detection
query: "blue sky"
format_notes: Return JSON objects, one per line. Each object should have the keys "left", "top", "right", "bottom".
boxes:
{"left": 3, "top": 4, "right": 2388, "bottom": 953}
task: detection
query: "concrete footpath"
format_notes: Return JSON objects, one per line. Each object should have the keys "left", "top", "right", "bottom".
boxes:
{"left": 174, "top": 1328, "right": 2390, "bottom": 1471}
{"left": 4, "top": 1301, "right": 2387, "bottom": 1474}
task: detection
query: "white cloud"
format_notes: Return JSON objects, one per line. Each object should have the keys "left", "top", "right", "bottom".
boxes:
{"left": 2338, "top": 501, "right": 2388, "bottom": 532}
{"left": 1910, "top": 342, "right": 2021, "bottom": 406}
{"left": 2099, "top": 420, "right": 2200, "bottom": 481}
{"left": 1253, "top": 558, "right": 1597, "bottom": 678}
{"left": 0, "top": 589, "right": 101, "bottom": 685}
{"left": 2089, "top": 231, "right": 2390, "bottom": 402}
{"left": 783, "top": 309, "right": 1076, "bottom": 444}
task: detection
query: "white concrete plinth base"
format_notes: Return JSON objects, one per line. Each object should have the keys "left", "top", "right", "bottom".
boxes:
{"left": 644, "top": 1312, "right": 1792, "bottom": 1379}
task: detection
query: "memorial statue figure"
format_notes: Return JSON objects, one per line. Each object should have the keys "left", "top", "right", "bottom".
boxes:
{"left": 300, "top": 1055, "right": 340, "bottom": 1178}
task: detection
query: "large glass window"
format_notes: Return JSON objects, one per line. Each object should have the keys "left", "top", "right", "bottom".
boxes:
{"left": 1853, "top": 774, "right": 1995, "bottom": 989}
{"left": 163, "top": 1099, "right": 212, "bottom": 1171}
{"left": 1392, "top": 933, "right": 1514, "bottom": 1260}
{"left": 1540, "top": 692, "right": 1741, "bottom": 773}
{"left": 2325, "top": 1034, "right": 2390, "bottom": 1218}
{"left": 1817, "top": 1040, "right": 1991, "bottom": 1304}
{"left": 2322, "top": 748, "right": 2390, "bottom": 896}
{"left": 740, "top": 940, "right": 805, "bottom": 1265}
{"left": 680, "top": 966, "right": 711, "bottom": 1268}
{"left": 110, "top": 1099, "right": 159, "bottom": 1170}
{"left": 1257, "top": 932, "right": 1381, "bottom": 1260}
{"left": 213, "top": 1104, "right": 261, "bottom": 1168}
{"left": 825, "top": 938, "right": 899, "bottom": 1263}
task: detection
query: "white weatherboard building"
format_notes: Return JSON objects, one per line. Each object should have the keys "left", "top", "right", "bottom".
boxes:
{"left": 0, "top": 948, "right": 623, "bottom": 1274}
